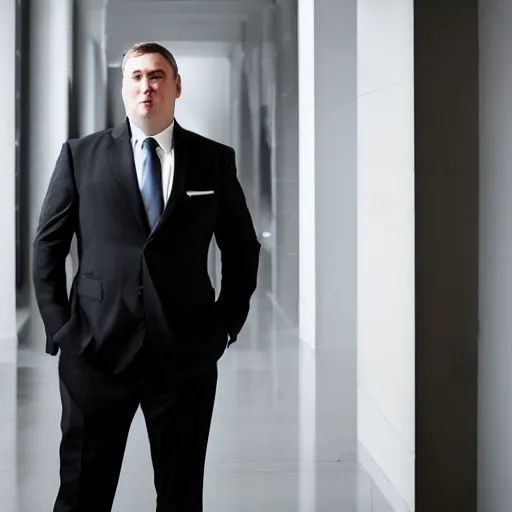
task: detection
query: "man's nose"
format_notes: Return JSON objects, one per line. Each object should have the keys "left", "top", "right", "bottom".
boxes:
{"left": 141, "top": 76, "right": 151, "bottom": 92}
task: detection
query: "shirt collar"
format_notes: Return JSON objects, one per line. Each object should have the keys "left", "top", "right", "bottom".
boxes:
{"left": 129, "top": 119, "right": 174, "bottom": 154}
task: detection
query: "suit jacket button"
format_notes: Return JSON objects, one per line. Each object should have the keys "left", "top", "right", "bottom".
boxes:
{"left": 137, "top": 286, "right": 144, "bottom": 296}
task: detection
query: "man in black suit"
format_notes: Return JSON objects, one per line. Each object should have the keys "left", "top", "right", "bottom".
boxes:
{"left": 33, "top": 42, "right": 260, "bottom": 512}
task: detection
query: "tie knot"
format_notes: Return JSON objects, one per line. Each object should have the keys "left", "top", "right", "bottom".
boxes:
{"left": 142, "top": 137, "right": 159, "bottom": 152}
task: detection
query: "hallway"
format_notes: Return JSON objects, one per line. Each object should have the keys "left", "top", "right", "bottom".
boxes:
{"left": 14, "top": 287, "right": 392, "bottom": 511}
{"left": 0, "top": 0, "right": 419, "bottom": 509}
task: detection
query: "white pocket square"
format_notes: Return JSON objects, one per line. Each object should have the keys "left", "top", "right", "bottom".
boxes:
{"left": 186, "top": 190, "right": 215, "bottom": 197}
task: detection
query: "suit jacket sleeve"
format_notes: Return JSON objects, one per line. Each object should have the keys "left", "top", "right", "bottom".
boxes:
{"left": 215, "top": 148, "right": 261, "bottom": 342}
{"left": 32, "top": 142, "right": 77, "bottom": 355}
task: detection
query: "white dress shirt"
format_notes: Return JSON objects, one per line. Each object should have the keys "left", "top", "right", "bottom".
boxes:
{"left": 129, "top": 120, "right": 175, "bottom": 206}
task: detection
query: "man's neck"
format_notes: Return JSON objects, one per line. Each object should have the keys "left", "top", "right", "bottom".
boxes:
{"left": 130, "top": 118, "right": 174, "bottom": 137}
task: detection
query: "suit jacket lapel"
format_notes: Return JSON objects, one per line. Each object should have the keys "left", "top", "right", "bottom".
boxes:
{"left": 110, "top": 119, "right": 150, "bottom": 237}
{"left": 149, "top": 120, "right": 189, "bottom": 238}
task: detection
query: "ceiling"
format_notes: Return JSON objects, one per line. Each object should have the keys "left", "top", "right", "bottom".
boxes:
{"left": 105, "top": 0, "right": 273, "bottom": 65}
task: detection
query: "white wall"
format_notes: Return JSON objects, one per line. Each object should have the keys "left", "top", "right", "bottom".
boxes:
{"left": 357, "top": 1, "right": 415, "bottom": 510}
{"left": 478, "top": 1, "right": 512, "bottom": 510}
{"left": 0, "top": 0, "right": 16, "bottom": 349}
{"left": 172, "top": 55, "right": 232, "bottom": 146}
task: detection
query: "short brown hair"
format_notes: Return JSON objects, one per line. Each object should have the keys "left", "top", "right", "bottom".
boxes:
{"left": 121, "top": 42, "right": 179, "bottom": 78}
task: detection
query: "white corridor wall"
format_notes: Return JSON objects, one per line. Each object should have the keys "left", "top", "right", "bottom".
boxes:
{"left": 172, "top": 55, "right": 232, "bottom": 146}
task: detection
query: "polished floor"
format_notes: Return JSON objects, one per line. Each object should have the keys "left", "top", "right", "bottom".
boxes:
{"left": 3, "top": 289, "right": 393, "bottom": 511}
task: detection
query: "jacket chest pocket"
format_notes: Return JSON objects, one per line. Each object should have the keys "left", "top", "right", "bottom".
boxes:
{"left": 180, "top": 190, "right": 219, "bottom": 219}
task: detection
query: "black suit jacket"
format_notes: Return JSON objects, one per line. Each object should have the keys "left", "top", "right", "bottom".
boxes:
{"left": 33, "top": 119, "right": 261, "bottom": 376}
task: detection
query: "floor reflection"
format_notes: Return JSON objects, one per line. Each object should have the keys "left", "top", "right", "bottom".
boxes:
{"left": 13, "top": 287, "right": 392, "bottom": 511}
{"left": 0, "top": 347, "right": 17, "bottom": 512}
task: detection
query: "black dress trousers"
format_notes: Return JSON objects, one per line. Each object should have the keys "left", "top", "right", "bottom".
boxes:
{"left": 53, "top": 336, "right": 218, "bottom": 512}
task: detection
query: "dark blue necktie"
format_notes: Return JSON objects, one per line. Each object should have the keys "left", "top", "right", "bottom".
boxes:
{"left": 141, "top": 137, "right": 163, "bottom": 230}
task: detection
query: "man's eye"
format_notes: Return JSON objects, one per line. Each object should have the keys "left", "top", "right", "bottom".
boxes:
{"left": 133, "top": 75, "right": 141, "bottom": 81}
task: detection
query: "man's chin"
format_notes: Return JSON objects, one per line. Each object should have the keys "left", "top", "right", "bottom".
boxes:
{"left": 138, "top": 108, "right": 155, "bottom": 119}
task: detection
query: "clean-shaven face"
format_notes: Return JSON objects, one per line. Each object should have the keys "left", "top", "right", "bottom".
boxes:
{"left": 121, "top": 52, "right": 181, "bottom": 135}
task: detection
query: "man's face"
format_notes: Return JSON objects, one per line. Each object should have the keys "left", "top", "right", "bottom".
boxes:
{"left": 121, "top": 52, "right": 181, "bottom": 131}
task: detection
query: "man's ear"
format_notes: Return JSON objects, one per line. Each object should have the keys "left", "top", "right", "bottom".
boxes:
{"left": 176, "top": 74, "right": 182, "bottom": 98}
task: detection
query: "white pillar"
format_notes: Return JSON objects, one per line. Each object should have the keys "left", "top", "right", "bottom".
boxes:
{"left": 75, "top": 1, "right": 107, "bottom": 136}
{"left": 299, "top": 0, "right": 358, "bottom": 351}
{"left": 273, "top": 0, "right": 299, "bottom": 326}
{"left": 27, "top": 0, "right": 73, "bottom": 347}
{"left": 0, "top": 0, "right": 17, "bottom": 350}
{"left": 0, "top": 1, "right": 17, "bottom": 510}
{"left": 298, "top": 0, "right": 316, "bottom": 347}
{"left": 357, "top": 1, "right": 415, "bottom": 510}
{"left": 298, "top": 0, "right": 358, "bottom": 509}
{"left": 299, "top": 0, "right": 415, "bottom": 509}
{"left": 29, "top": 0, "right": 73, "bottom": 240}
